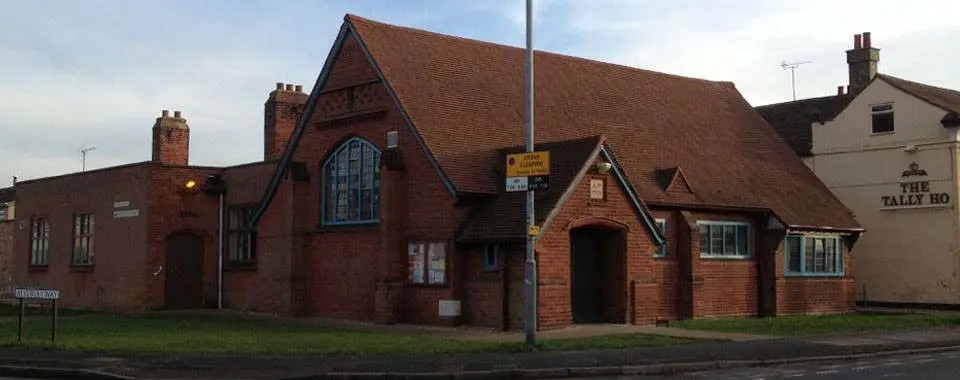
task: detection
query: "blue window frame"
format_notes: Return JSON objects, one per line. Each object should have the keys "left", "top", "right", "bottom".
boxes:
{"left": 654, "top": 218, "right": 667, "bottom": 258}
{"left": 321, "top": 137, "right": 381, "bottom": 225}
{"left": 697, "top": 221, "right": 750, "bottom": 259}
{"left": 785, "top": 235, "right": 844, "bottom": 276}
{"left": 483, "top": 244, "right": 499, "bottom": 271}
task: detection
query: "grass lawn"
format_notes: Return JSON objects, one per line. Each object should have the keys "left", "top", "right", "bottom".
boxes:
{"left": 0, "top": 311, "right": 699, "bottom": 356}
{"left": 671, "top": 312, "right": 960, "bottom": 337}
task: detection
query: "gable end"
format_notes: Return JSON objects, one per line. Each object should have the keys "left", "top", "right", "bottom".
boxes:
{"left": 248, "top": 17, "right": 457, "bottom": 228}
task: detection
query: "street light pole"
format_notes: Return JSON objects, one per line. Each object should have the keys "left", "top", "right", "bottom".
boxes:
{"left": 524, "top": 0, "right": 538, "bottom": 346}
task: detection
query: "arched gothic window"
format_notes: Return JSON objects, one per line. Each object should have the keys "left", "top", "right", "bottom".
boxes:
{"left": 321, "top": 137, "right": 381, "bottom": 224}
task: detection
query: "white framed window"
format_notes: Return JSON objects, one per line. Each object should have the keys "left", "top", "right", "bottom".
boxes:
{"left": 228, "top": 205, "right": 257, "bottom": 263}
{"left": 871, "top": 103, "right": 894, "bottom": 134}
{"left": 30, "top": 217, "right": 50, "bottom": 266}
{"left": 697, "top": 221, "right": 750, "bottom": 259}
{"left": 654, "top": 218, "right": 667, "bottom": 258}
{"left": 785, "top": 235, "right": 843, "bottom": 276}
{"left": 72, "top": 213, "right": 94, "bottom": 265}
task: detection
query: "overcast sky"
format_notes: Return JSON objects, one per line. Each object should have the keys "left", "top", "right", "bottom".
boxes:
{"left": 2, "top": 0, "right": 958, "bottom": 184}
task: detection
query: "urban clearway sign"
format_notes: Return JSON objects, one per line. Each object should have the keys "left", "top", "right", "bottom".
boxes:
{"left": 505, "top": 151, "right": 551, "bottom": 192}
{"left": 15, "top": 288, "right": 60, "bottom": 300}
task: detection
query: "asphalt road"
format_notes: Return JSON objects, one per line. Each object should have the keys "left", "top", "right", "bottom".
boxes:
{"left": 582, "top": 350, "right": 960, "bottom": 379}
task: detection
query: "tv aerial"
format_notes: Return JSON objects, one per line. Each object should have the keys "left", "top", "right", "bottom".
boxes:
{"left": 781, "top": 60, "right": 812, "bottom": 101}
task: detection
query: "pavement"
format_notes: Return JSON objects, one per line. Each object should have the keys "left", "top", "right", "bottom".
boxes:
{"left": 607, "top": 349, "right": 960, "bottom": 379}
{"left": 4, "top": 324, "right": 960, "bottom": 379}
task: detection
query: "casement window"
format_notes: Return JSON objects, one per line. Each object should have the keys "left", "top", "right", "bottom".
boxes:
{"left": 483, "top": 244, "right": 499, "bottom": 271}
{"left": 72, "top": 213, "right": 94, "bottom": 265}
{"left": 785, "top": 235, "right": 844, "bottom": 276}
{"left": 697, "top": 221, "right": 750, "bottom": 258}
{"left": 29, "top": 217, "right": 50, "bottom": 266}
{"left": 871, "top": 103, "right": 894, "bottom": 134}
{"left": 408, "top": 242, "right": 447, "bottom": 285}
{"left": 654, "top": 218, "right": 667, "bottom": 258}
{"left": 321, "top": 137, "right": 381, "bottom": 225}
{"left": 228, "top": 205, "right": 257, "bottom": 263}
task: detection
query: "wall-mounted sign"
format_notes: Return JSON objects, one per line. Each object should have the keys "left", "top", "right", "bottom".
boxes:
{"left": 113, "top": 201, "right": 130, "bottom": 208}
{"left": 114, "top": 209, "right": 140, "bottom": 218}
{"left": 590, "top": 179, "right": 605, "bottom": 199}
{"left": 882, "top": 163, "right": 951, "bottom": 209}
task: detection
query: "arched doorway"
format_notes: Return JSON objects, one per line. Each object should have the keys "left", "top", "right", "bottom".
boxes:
{"left": 570, "top": 225, "right": 627, "bottom": 324}
{"left": 164, "top": 232, "right": 204, "bottom": 309}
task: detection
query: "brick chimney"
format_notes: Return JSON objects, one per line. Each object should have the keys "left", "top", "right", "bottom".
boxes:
{"left": 152, "top": 109, "right": 190, "bottom": 166}
{"left": 846, "top": 32, "right": 880, "bottom": 94}
{"left": 264, "top": 82, "right": 309, "bottom": 161}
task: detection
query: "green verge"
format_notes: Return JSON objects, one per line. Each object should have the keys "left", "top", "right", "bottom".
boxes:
{"left": 0, "top": 312, "right": 699, "bottom": 356}
{"left": 671, "top": 312, "right": 960, "bottom": 336}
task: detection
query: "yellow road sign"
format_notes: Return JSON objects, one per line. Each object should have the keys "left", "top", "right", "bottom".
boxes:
{"left": 528, "top": 225, "right": 541, "bottom": 236}
{"left": 506, "top": 151, "right": 550, "bottom": 177}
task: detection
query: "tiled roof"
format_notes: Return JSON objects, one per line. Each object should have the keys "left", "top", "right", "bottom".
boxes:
{"left": 754, "top": 94, "right": 854, "bottom": 157}
{"left": 878, "top": 74, "right": 960, "bottom": 125}
{"left": 0, "top": 187, "right": 13, "bottom": 203}
{"left": 458, "top": 136, "right": 604, "bottom": 242}
{"left": 346, "top": 14, "right": 861, "bottom": 231}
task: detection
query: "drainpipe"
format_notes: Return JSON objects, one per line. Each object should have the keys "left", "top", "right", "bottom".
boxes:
{"left": 217, "top": 191, "right": 224, "bottom": 310}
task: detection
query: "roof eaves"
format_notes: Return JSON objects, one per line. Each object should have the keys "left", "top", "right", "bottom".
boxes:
{"left": 599, "top": 145, "right": 664, "bottom": 246}
{"left": 878, "top": 74, "right": 960, "bottom": 115}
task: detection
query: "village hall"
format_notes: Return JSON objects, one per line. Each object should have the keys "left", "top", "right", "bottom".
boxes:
{"left": 10, "top": 14, "right": 862, "bottom": 331}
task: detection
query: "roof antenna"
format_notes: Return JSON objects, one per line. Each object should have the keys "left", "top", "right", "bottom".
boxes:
{"left": 81, "top": 146, "right": 97, "bottom": 172}
{"left": 781, "top": 60, "right": 812, "bottom": 101}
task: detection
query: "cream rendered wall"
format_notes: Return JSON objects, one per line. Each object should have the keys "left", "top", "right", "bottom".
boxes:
{"left": 807, "top": 79, "right": 960, "bottom": 305}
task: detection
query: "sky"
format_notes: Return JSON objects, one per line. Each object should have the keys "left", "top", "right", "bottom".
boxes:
{"left": 2, "top": 0, "right": 958, "bottom": 184}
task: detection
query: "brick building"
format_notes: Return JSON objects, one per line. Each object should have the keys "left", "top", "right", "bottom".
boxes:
{"left": 11, "top": 15, "right": 862, "bottom": 330}
{"left": 0, "top": 187, "right": 14, "bottom": 294}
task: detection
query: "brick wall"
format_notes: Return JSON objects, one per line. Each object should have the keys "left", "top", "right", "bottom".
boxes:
{"left": 272, "top": 31, "right": 466, "bottom": 324}
{"left": 0, "top": 220, "right": 12, "bottom": 294}
{"left": 684, "top": 211, "right": 758, "bottom": 318}
{"left": 144, "top": 165, "right": 222, "bottom": 310}
{"left": 534, "top": 167, "right": 658, "bottom": 329}
{"left": 12, "top": 164, "right": 154, "bottom": 311}
{"left": 775, "top": 234, "right": 856, "bottom": 315}
{"left": 220, "top": 161, "right": 298, "bottom": 315}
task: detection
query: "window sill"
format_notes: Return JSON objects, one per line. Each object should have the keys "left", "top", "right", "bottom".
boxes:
{"left": 28, "top": 265, "right": 49, "bottom": 273}
{"left": 785, "top": 272, "right": 845, "bottom": 278}
{"left": 226, "top": 261, "right": 258, "bottom": 271}
{"left": 870, "top": 131, "right": 895, "bottom": 136}
{"left": 407, "top": 283, "right": 449, "bottom": 289}
{"left": 315, "top": 222, "right": 379, "bottom": 233}
{"left": 699, "top": 255, "right": 750, "bottom": 260}
{"left": 653, "top": 255, "right": 667, "bottom": 260}
{"left": 69, "top": 265, "right": 95, "bottom": 273}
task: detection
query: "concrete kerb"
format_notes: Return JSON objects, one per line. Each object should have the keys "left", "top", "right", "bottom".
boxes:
{"left": 5, "top": 344, "right": 960, "bottom": 380}
{"left": 0, "top": 365, "right": 136, "bottom": 379}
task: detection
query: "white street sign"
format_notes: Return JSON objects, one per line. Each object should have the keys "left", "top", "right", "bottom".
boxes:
{"left": 506, "top": 176, "right": 528, "bottom": 192}
{"left": 15, "top": 288, "right": 60, "bottom": 300}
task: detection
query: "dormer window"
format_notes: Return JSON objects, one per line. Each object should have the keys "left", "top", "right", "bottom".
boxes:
{"left": 871, "top": 103, "right": 894, "bottom": 134}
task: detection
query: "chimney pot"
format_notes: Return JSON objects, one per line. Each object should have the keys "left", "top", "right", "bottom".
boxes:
{"left": 295, "top": 85, "right": 303, "bottom": 92}
{"left": 174, "top": 110, "right": 182, "bottom": 119}
{"left": 854, "top": 34, "right": 862, "bottom": 49}
{"left": 285, "top": 84, "right": 294, "bottom": 91}
{"left": 161, "top": 109, "right": 169, "bottom": 117}
{"left": 276, "top": 82, "right": 284, "bottom": 90}
{"left": 863, "top": 32, "right": 872, "bottom": 48}
{"left": 838, "top": 86, "right": 844, "bottom": 96}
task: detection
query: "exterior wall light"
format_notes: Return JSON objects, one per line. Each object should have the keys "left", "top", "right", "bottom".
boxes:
{"left": 595, "top": 161, "right": 613, "bottom": 174}
{"left": 185, "top": 180, "right": 197, "bottom": 189}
